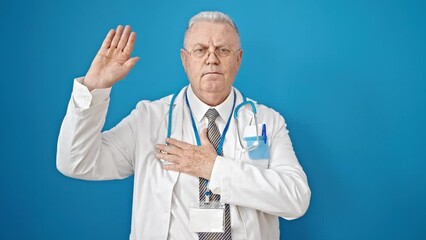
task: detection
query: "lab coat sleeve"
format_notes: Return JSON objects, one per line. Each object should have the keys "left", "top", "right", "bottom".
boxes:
{"left": 56, "top": 78, "right": 136, "bottom": 180}
{"left": 208, "top": 111, "right": 311, "bottom": 220}
{"left": 71, "top": 77, "right": 111, "bottom": 109}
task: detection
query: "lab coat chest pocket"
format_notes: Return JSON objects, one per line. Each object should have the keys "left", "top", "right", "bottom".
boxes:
{"left": 239, "top": 124, "right": 270, "bottom": 169}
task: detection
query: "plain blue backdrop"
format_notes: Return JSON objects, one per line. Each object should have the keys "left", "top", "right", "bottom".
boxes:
{"left": 1, "top": 0, "right": 425, "bottom": 239}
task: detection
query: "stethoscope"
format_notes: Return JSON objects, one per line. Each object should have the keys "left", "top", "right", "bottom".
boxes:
{"left": 166, "top": 87, "right": 259, "bottom": 152}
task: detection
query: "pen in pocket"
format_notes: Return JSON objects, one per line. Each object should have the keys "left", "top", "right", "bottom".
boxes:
{"left": 262, "top": 124, "right": 267, "bottom": 143}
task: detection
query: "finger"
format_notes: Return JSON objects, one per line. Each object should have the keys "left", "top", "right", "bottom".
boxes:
{"left": 110, "top": 25, "right": 124, "bottom": 49}
{"left": 98, "top": 29, "right": 115, "bottom": 54}
{"left": 156, "top": 143, "right": 182, "bottom": 156}
{"left": 123, "top": 32, "right": 136, "bottom": 57}
{"left": 156, "top": 152, "right": 179, "bottom": 163}
{"left": 163, "top": 163, "right": 183, "bottom": 173}
{"left": 200, "top": 128, "right": 212, "bottom": 147}
{"left": 165, "top": 138, "right": 192, "bottom": 150}
{"left": 117, "top": 25, "right": 131, "bottom": 51}
{"left": 123, "top": 57, "right": 140, "bottom": 71}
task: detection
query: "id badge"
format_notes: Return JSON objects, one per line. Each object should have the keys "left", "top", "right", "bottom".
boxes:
{"left": 189, "top": 201, "right": 225, "bottom": 233}
{"left": 243, "top": 124, "right": 270, "bottom": 160}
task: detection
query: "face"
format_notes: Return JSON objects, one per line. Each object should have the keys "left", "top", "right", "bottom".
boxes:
{"left": 180, "top": 21, "right": 243, "bottom": 101}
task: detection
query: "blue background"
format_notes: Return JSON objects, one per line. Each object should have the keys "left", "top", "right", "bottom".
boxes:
{"left": 1, "top": 0, "right": 425, "bottom": 239}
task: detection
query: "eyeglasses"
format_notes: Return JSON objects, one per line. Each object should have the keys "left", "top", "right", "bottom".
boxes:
{"left": 185, "top": 47, "right": 241, "bottom": 59}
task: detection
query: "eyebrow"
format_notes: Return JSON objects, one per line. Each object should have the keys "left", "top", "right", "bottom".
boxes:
{"left": 192, "top": 43, "right": 228, "bottom": 49}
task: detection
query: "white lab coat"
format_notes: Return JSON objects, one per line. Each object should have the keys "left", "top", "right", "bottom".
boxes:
{"left": 57, "top": 83, "right": 311, "bottom": 240}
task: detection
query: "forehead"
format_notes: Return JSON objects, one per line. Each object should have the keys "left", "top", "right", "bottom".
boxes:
{"left": 185, "top": 21, "right": 239, "bottom": 47}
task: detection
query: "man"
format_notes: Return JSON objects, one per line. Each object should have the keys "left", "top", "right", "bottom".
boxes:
{"left": 57, "top": 11, "right": 311, "bottom": 240}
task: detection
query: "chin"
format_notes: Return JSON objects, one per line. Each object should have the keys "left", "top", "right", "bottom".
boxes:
{"left": 200, "top": 81, "right": 225, "bottom": 93}
{"left": 201, "top": 74, "right": 224, "bottom": 86}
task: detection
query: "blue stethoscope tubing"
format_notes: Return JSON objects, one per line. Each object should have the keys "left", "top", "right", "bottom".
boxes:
{"left": 165, "top": 87, "right": 259, "bottom": 199}
{"left": 166, "top": 87, "right": 259, "bottom": 154}
{"left": 184, "top": 89, "right": 236, "bottom": 155}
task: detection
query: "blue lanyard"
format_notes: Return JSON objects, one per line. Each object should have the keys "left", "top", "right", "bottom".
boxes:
{"left": 184, "top": 88, "right": 236, "bottom": 197}
{"left": 167, "top": 87, "right": 237, "bottom": 200}
{"left": 184, "top": 88, "right": 236, "bottom": 154}
{"left": 167, "top": 87, "right": 244, "bottom": 142}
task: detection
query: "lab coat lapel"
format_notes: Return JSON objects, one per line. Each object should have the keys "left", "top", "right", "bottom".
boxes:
{"left": 162, "top": 87, "right": 188, "bottom": 185}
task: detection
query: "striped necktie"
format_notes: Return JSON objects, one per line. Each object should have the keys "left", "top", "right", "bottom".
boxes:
{"left": 199, "top": 108, "right": 232, "bottom": 240}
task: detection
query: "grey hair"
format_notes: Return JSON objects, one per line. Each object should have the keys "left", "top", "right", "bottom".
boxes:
{"left": 184, "top": 11, "right": 240, "bottom": 47}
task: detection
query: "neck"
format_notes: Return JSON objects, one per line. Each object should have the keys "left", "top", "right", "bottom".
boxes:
{"left": 192, "top": 88, "right": 231, "bottom": 106}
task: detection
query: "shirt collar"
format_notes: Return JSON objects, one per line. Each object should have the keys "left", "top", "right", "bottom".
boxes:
{"left": 187, "top": 85, "right": 234, "bottom": 124}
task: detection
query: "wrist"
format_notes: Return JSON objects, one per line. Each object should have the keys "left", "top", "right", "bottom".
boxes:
{"left": 83, "top": 75, "right": 111, "bottom": 91}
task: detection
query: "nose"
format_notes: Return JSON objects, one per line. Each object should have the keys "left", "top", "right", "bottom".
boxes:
{"left": 205, "top": 51, "right": 220, "bottom": 65}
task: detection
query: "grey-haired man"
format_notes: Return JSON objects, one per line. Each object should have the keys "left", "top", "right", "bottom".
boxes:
{"left": 57, "top": 11, "right": 311, "bottom": 240}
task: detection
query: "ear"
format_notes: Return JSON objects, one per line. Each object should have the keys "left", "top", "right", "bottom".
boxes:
{"left": 236, "top": 49, "right": 243, "bottom": 68}
{"left": 180, "top": 49, "right": 188, "bottom": 73}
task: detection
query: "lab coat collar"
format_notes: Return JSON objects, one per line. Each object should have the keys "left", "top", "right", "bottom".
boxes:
{"left": 160, "top": 85, "right": 254, "bottom": 115}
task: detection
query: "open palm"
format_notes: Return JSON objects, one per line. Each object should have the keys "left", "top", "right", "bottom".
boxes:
{"left": 84, "top": 25, "right": 139, "bottom": 91}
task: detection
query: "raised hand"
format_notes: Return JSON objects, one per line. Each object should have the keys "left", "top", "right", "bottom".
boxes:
{"left": 84, "top": 25, "right": 140, "bottom": 91}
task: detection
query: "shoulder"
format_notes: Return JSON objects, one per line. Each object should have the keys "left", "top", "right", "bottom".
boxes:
{"left": 132, "top": 94, "right": 173, "bottom": 117}
{"left": 241, "top": 96, "right": 288, "bottom": 130}
{"left": 257, "top": 102, "right": 285, "bottom": 123}
{"left": 242, "top": 94, "right": 283, "bottom": 120}
{"left": 135, "top": 94, "right": 172, "bottom": 109}
{"left": 134, "top": 85, "right": 187, "bottom": 111}
{"left": 233, "top": 87, "right": 285, "bottom": 123}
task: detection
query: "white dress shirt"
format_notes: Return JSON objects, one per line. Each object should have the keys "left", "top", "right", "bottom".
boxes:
{"left": 168, "top": 85, "right": 246, "bottom": 239}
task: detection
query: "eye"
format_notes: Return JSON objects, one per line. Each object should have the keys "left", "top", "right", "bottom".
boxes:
{"left": 192, "top": 47, "right": 207, "bottom": 57}
{"left": 193, "top": 48, "right": 205, "bottom": 53}
{"left": 217, "top": 48, "right": 231, "bottom": 56}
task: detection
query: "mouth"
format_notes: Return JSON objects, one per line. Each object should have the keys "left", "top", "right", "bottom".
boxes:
{"left": 202, "top": 72, "right": 222, "bottom": 77}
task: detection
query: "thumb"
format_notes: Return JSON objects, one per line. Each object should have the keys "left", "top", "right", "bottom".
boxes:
{"left": 200, "top": 128, "right": 212, "bottom": 147}
{"left": 123, "top": 57, "right": 140, "bottom": 71}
